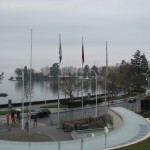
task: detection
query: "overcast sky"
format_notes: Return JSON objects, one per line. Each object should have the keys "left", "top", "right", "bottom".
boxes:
{"left": 0, "top": 0, "right": 150, "bottom": 74}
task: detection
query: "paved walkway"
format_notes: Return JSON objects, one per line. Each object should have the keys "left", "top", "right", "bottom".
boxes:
{"left": 0, "top": 107, "right": 150, "bottom": 150}
{"left": 0, "top": 121, "right": 72, "bottom": 142}
{"left": 105, "top": 107, "right": 150, "bottom": 149}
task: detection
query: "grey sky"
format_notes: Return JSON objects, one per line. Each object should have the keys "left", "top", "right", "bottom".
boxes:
{"left": 0, "top": 0, "right": 150, "bottom": 73}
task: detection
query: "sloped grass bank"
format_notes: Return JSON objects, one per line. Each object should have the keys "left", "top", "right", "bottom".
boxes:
{"left": 115, "top": 137, "right": 150, "bottom": 150}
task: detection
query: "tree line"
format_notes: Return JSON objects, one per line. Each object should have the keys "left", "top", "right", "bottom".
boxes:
{"left": 14, "top": 50, "right": 150, "bottom": 102}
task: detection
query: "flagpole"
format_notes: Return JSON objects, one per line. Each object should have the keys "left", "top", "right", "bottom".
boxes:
{"left": 21, "top": 69, "right": 24, "bottom": 130}
{"left": 58, "top": 62, "right": 60, "bottom": 129}
{"left": 105, "top": 41, "right": 107, "bottom": 106}
{"left": 105, "top": 41, "right": 108, "bottom": 126}
{"left": 106, "top": 41, "right": 108, "bottom": 77}
{"left": 29, "top": 29, "right": 32, "bottom": 135}
{"left": 81, "top": 37, "right": 84, "bottom": 118}
{"left": 58, "top": 34, "right": 62, "bottom": 129}
{"left": 82, "top": 63, "right": 84, "bottom": 117}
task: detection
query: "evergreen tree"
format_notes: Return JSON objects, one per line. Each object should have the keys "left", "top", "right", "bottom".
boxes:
{"left": 141, "top": 54, "right": 148, "bottom": 74}
{"left": 50, "top": 63, "right": 60, "bottom": 77}
{"left": 91, "top": 65, "right": 99, "bottom": 77}
{"left": 131, "top": 50, "right": 148, "bottom": 75}
{"left": 83, "top": 65, "right": 90, "bottom": 78}
{"left": 131, "top": 50, "right": 148, "bottom": 91}
{"left": 131, "top": 50, "right": 142, "bottom": 75}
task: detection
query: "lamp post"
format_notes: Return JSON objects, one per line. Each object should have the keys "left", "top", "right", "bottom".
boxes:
{"left": 87, "top": 69, "right": 98, "bottom": 117}
{"left": 58, "top": 62, "right": 60, "bottom": 129}
{"left": 20, "top": 68, "right": 24, "bottom": 130}
{"left": 8, "top": 99, "right": 12, "bottom": 131}
{"left": 58, "top": 33, "right": 62, "bottom": 129}
{"left": 29, "top": 29, "right": 33, "bottom": 135}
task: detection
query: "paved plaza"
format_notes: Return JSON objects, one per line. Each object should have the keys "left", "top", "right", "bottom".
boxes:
{"left": 0, "top": 118, "right": 72, "bottom": 142}
{"left": 0, "top": 107, "right": 150, "bottom": 150}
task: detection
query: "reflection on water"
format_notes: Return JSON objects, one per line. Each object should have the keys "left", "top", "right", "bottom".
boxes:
{"left": 0, "top": 74, "right": 104, "bottom": 105}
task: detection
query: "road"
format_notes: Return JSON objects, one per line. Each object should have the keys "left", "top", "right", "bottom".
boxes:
{"left": 38, "top": 95, "right": 144, "bottom": 125}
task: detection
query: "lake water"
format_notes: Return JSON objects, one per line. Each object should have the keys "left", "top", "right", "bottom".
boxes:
{"left": 0, "top": 73, "right": 104, "bottom": 105}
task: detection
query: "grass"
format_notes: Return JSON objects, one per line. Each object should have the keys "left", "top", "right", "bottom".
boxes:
{"left": 0, "top": 109, "right": 30, "bottom": 115}
{"left": 0, "top": 110, "right": 8, "bottom": 115}
{"left": 110, "top": 92, "right": 139, "bottom": 101}
{"left": 115, "top": 137, "right": 150, "bottom": 150}
{"left": 40, "top": 104, "right": 67, "bottom": 109}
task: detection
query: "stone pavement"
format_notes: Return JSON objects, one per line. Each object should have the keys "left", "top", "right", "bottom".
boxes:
{"left": 0, "top": 120, "right": 72, "bottom": 142}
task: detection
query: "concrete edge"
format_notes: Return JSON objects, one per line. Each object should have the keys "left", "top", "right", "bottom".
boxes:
{"left": 103, "top": 114, "right": 150, "bottom": 150}
{"left": 105, "top": 133, "right": 150, "bottom": 150}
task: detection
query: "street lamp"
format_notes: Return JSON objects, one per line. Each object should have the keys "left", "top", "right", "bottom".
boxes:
{"left": 58, "top": 63, "right": 60, "bottom": 129}
{"left": 19, "top": 68, "right": 24, "bottom": 130}
{"left": 87, "top": 69, "right": 98, "bottom": 117}
{"left": 8, "top": 99, "right": 12, "bottom": 131}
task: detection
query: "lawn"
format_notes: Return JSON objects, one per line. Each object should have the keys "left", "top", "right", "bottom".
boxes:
{"left": 115, "top": 137, "right": 150, "bottom": 150}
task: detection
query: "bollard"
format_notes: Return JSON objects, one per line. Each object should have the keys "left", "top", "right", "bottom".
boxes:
{"left": 81, "top": 138, "right": 83, "bottom": 150}
{"left": 58, "top": 141, "right": 61, "bottom": 150}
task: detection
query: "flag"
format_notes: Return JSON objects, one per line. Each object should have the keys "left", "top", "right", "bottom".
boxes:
{"left": 106, "top": 41, "right": 108, "bottom": 76}
{"left": 59, "top": 34, "right": 62, "bottom": 63}
{"left": 82, "top": 38, "right": 84, "bottom": 65}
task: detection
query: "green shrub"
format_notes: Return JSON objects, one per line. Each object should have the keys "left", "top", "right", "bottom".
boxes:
{"left": 60, "top": 98, "right": 103, "bottom": 108}
{"left": 142, "top": 111, "right": 150, "bottom": 118}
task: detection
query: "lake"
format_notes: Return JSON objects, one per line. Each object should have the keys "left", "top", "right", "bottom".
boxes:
{"left": 0, "top": 73, "right": 104, "bottom": 105}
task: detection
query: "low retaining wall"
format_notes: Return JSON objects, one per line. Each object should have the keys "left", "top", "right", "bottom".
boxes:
{"left": 108, "top": 108, "right": 123, "bottom": 129}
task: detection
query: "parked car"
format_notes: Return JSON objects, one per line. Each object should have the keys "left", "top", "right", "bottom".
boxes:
{"left": 30, "top": 108, "right": 51, "bottom": 118}
{"left": 128, "top": 97, "right": 136, "bottom": 103}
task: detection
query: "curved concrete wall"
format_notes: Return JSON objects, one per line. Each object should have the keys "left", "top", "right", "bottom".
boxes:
{"left": 108, "top": 108, "right": 123, "bottom": 129}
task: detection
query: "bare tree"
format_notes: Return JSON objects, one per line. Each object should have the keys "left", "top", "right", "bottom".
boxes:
{"left": 24, "top": 86, "right": 33, "bottom": 115}
{"left": 59, "top": 76, "right": 81, "bottom": 102}
{"left": 61, "top": 67, "right": 67, "bottom": 77}
{"left": 40, "top": 66, "right": 50, "bottom": 76}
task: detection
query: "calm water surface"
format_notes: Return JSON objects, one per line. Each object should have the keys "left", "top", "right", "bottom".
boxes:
{"left": 0, "top": 73, "right": 103, "bottom": 105}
